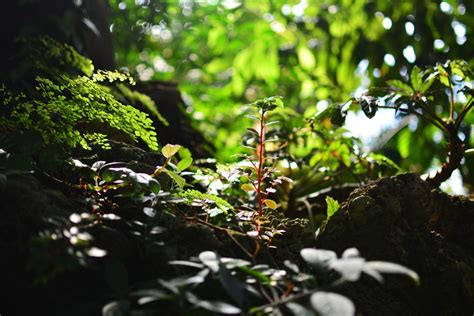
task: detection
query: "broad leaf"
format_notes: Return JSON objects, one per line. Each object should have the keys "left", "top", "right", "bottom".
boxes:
{"left": 437, "top": 64, "right": 451, "bottom": 87}
{"left": 264, "top": 199, "right": 278, "bottom": 209}
{"left": 286, "top": 302, "right": 315, "bottom": 316}
{"left": 325, "top": 196, "right": 340, "bottom": 220}
{"left": 364, "top": 261, "right": 420, "bottom": 285}
{"left": 329, "top": 257, "right": 366, "bottom": 281}
{"left": 297, "top": 45, "right": 316, "bottom": 71}
{"left": 199, "top": 251, "right": 220, "bottom": 273}
{"left": 410, "top": 65, "right": 422, "bottom": 91}
{"left": 148, "top": 179, "right": 161, "bottom": 194}
{"left": 310, "top": 292, "right": 355, "bottom": 316}
{"left": 300, "top": 248, "right": 337, "bottom": 268}
{"left": 162, "top": 144, "right": 181, "bottom": 158}
{"left": 420, "top": 72, "right": 436, "bottom": 92}
{"left": 241, "top": 183, "right": 255, "bottom": 192}
{"left": 387, "top": 80, "right": 413, "bottom": 94}
{"left": 176, "top": 157, "right": 193, "bottom": 172}
{"left": 163, "top": 169, "right": 186, "bottom": 189}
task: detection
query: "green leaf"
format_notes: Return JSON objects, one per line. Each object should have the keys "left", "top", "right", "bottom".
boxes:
{"left": 310, "top": 292, "right": 355, "bottom": 316}
{"left": 241, "top": 183, "right": 255, "bottom": 192}
{"left": 387, "top": 80, "right": 413, "bottom": 94}
{"left": 176, "top": 157, "right": 193, "bottom": 172}
{"left": 366, "top": 153, "right": 401, "bottom": 171}
{"left": 252, "top": 96, "right": 284, "bottom": 111}
{"left": 162, "top": 144, "right": 181, "bottom": 158}
{"left": 326, "top": 196, "right": 340, "bottom": 220}
{"left": 297, "top": 45, "right": 316, "bottom": 71}
{"left": 410, "top": 66, "right": 422, "bottom": 91}
{"left": 163, "top": 169, "right": 186, "bottom": 189}
{"left": 437, "top": 64, "right": 451, "bottom": 87}
{"left": 149, "top": 179, "right": 161, "bottom": 194}
{"left": 238, "top": 266, "right": 271, "bottom": 283}
{"left": 264, "top": 199, "right": 278, "bottom": 209}
{"left": 420, "top": 73, "right": 436, "bottom": 93}
{"left": 178, "top": 147, "right": 192, "bottom": 158}
{"left": 397, "top": 129, "right": 411, "bottom": 159}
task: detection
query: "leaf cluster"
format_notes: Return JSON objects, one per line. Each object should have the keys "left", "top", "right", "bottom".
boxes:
{"left": 1, "top": 37, "right": 159, "bottom": 153}
{"left": 104, "top": 247, "right": 418, "bottom": 315}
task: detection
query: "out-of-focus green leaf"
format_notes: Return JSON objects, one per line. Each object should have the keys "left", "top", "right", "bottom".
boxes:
{"left": 410, "top": 66, "right": 422, "bottom": 91}
{"left": 387, "top": 80, "right": 413, "bottom": 94}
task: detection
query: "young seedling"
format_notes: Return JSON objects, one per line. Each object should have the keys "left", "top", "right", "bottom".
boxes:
{"left": 153, "top": 144, "right": 193, "bottom": 189}
{"left": 240, "top": 96, "right": 287, "bottom": 236}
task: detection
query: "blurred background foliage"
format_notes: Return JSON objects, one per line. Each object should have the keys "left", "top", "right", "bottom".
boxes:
{"left": 107, "top": 0, "right": 473, "bottom": 191}
{"left": 2, "top": 0, "right": 472, "bottom": 192}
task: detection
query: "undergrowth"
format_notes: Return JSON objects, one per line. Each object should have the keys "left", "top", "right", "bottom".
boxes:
{"left": 3, "top": 36, "right": 473, "bottom": 316}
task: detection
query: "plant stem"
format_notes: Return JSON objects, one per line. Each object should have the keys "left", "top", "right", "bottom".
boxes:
{"left": 152, "top": 157, "right": 170, "bottom": 177}
{"left": 256, "top": 109, "right": 266, "bottom": 232}
{"left": 455, "top": 96, "right": 473, "bottom": 130}
{"left": 449, "top": 81, "right": 455, "bottom": 122}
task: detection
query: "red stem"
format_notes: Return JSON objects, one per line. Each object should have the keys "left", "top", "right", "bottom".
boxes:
{"left": 256, "top": 110, "right": 265, "bottom": 231}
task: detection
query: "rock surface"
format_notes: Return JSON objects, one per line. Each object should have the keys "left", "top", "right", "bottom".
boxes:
{"left": 316, "top": 173, "right": 474, "bottom": 315}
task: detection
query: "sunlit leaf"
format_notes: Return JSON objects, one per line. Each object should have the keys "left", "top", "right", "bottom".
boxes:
{"left": 310, "top": 292, "right": 355, "bottom": 316}
{"left": 420, "top": 73, "right": 436, "bottom": 93}
{"left": 176, "top": 157, "right": 193, "bottom": 172}
{"left": 300, "top": 248, "right": 337, "bottom": 267}
{"left": 102, "top": 300, "right": 130, "bottom": 316}
{"left": 264, "top": 198, "right": 278, "bottom": 209}
{"left": 163, "top": 169, "right": 186, "bottom": 189}
{"left": 364, "top": 261, "right": 420, "bottom": 285}
{"left": 297, "top": 45, "right": 316, "bottom": 71}
{"left": 437, "top": 64, "right": 450, "bottom": 87}
{"left": 325, "top": 196, "right": 340, "bottom": 220}
{"left": 397, "top": 128, "right": 411, "bottom": 159}
{"left": 241, "top": 183, "right": 255, "bottom": 192}
{"left": 162, "top": 144, "right": 181, "bottom": 158}
{"left": 330, "top": 257, "right": 366, "bottom": 281}
{"left": 286, "top": 302, "right": 315, "bottom": 316}
{"left": 387, "top": 80, "right": 413, "bottom": 94}
{"left": 410, "top": 66, "right": 422, "bottom": 91}
{"left": 199, "top": 251, "right": 220, "bottom": 273}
